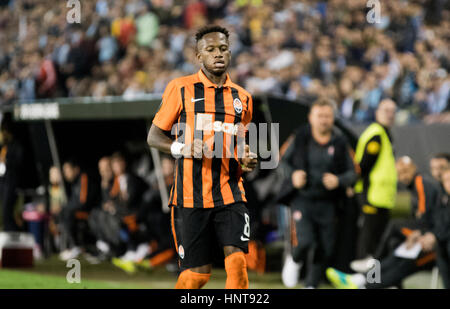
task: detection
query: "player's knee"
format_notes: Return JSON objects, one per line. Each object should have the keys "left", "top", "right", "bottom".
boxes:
{"left": 175, "top": 269, "right": 211, "bottom": 289}
{"left": 223, "top": 245, "right": 242, "bottom": 257}
{"left": 191, "top": 264, "right": 212, "bottom": 274}
{"left": 224, "top": 251, "right": 248, "bottom": 289}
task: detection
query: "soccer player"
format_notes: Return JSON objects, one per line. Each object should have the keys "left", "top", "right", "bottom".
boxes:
{"left": 147, "top": 25, "right": 257, "bottom": 289}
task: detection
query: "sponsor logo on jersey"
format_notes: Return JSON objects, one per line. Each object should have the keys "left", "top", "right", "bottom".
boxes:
{"left": 196, "top": 113, "right": 239, "bottom": 135}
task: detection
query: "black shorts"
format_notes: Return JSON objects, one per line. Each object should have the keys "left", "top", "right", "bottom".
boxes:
{"left": 171, "top": 202, "right": 250, "bottom": 270}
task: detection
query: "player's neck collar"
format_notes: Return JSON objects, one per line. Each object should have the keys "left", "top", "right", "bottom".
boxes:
{"left": 198, "top": 69, "right": 232, "bottom": 88}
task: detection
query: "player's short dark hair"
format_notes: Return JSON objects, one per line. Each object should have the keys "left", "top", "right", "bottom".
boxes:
{"left": 431, "top": 153, "right": 450, "bottom": 162}
{"left": 310, "top": 97, "right": 336, "bottom": 112}
{"left": 195, "top": 25, "right": 230, "bottom": 42}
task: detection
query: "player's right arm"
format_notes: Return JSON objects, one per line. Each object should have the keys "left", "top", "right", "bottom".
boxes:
{"left": 147, "top": 79, "right": 181, "bottom": 154}
{"left": 147, "top": 80, "right": 204, "bottom": 158}
{"left": 147, "top": 124, "right": 174, "bottom": 154}
{"left": 147, "top": 124, "right": 204, "bottom": 158}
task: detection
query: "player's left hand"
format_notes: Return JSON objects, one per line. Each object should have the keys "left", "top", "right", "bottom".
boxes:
{"left": 240, "top": 144, "right": 257, "bottom": 172}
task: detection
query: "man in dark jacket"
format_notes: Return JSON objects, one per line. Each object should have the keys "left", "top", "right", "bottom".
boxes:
{"left": 88, "top": 156, "right": 122, "bottom": 258}
{"left": 280, "top": 98, "right": 357, "bottom": 288}
{"left": 108, "top": 152, "right": 148, "bottom": 261}
{"left": 59, "top": 158, "right": 100, "bottom": 260}
{"left": 429, "top": 153, "right": 450, "bottom": 193}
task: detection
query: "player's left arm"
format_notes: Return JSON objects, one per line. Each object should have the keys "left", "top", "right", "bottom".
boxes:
{"left": 239, "top": 95, "right": 257, "bottom": 172}
{"left": 240, "top": 144, "right": 258, "bottom": 172}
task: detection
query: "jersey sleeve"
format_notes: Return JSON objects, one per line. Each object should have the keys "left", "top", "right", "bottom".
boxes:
{"left": 152, "top": 80, "right": 182, "bottom": 131}
{"left": 242, "top": 95, "right": 253, "bottom": 126}
{"left": 237, "top": 94, "right": 253, "bottom": 141}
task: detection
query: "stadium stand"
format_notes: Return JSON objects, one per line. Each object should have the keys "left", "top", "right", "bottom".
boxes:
{"left": 0, "top": 0, "right": 448, "bottom": 123}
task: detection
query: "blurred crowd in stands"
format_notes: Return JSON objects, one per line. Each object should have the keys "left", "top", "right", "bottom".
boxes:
{"left": 0, "top": 0, "right": 449, "bottom": 123}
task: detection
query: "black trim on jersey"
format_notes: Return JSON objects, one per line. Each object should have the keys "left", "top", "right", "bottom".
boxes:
{"left": 229, "top": 87, "right": 244, "bottom": 203}
{"left": 212, "top": 87, "right": 225, "bottom": 207}
{"left": 175, "top": 86, "right": 186, "bottom": 206}
{"left": 193, "top": 83, "right": 205, "bottom": 208}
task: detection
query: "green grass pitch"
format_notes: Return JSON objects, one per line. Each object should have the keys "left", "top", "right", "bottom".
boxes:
{"left": 0, "top": 254, "right": 441, "bottom": 289}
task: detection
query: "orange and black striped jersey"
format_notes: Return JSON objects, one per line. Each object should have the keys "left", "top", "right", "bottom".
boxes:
{"left": 152, "top": 69, "right": 253, "bottom": 208}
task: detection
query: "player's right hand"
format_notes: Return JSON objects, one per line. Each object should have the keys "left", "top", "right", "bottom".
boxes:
{"left": 292, "top": 170, "right": 307, "bottom": 189}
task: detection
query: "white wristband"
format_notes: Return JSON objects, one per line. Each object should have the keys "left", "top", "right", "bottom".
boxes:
{"left": 170, "top": 141, "right": 185, "bottom": 157}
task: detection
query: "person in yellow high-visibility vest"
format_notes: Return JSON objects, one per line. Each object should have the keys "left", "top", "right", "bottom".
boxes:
{"left": 350, "top": 99, "right": 398, "bottom": 272}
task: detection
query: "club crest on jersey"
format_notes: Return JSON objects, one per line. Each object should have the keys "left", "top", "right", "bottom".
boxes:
{"left": 233, "top": 98, "right": 243, "bottom": 114}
